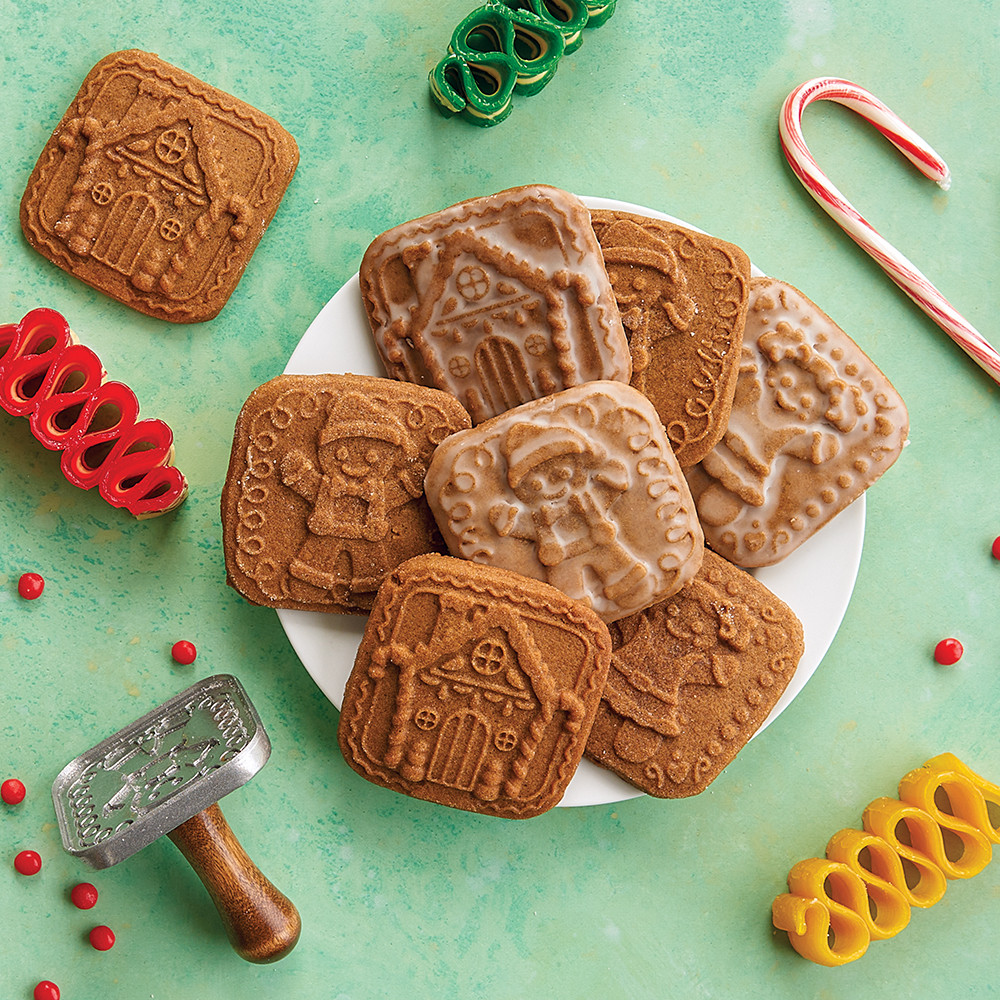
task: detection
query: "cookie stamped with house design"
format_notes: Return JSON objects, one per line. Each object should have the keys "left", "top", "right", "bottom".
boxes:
{"left": 360, "top": 185, "right": 630, "bottom": 422}
{"left": 338, "top": 554, "right": 612, "bottom": 818}
{"left": 20, "top": 50, "right": 299, "bottom": 322}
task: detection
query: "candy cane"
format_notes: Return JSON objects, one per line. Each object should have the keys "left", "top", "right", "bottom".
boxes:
{"left": 779, "top": 77, "right": 1000, "bottom": 385}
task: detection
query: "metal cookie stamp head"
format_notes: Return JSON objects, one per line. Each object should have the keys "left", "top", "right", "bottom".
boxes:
{"left": 51, "top": 674, "right": 300, "bottom": 963}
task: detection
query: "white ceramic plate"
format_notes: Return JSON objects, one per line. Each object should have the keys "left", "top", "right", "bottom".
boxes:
{"left": 279, "top": 197, "right": 865, "bottom": 807}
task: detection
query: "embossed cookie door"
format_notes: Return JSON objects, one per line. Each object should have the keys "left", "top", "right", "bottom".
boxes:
{"left": 426, "top": 711, "right": 489, "bottom": 790}
{"left": 475, "top": 337, "right": 536, "bottom": 413}
{"left": 91, "top": 192, "right": 157, "bottom": 276}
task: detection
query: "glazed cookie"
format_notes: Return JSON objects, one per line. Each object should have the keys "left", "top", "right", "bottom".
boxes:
{"left": 585, "top": 549, "right": 804, "bottom": 798}
{"left": 424, "top": 380, "right": 704, "bottom": 622}
{"left": 685, "top": 277, "right": 908, "bottom": 568}
{"left": 20, "top": 50, "right": 299, "bottom": 323}
{"left": 359, "top": 185, "right": 630, "bottom": 423}
{"left": 338, "top": 553, "right": 612, "bottom": 818}
{"left": 221, "top": 374, "right": 471, "bottom": 615}
{"left": 590, "top": 210, "right": 750, "bottom": 466}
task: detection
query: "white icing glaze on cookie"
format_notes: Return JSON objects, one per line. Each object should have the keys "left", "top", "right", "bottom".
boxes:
{"left": 360, "top": 185, "right": 630, "bottom": 422}
{"left": 685, "top": 278, "right": 908, "bottom": 568}
{"left": 425, "top": 381, "right": 704, "bottom": 621}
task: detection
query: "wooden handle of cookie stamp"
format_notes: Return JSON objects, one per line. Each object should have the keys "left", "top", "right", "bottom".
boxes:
{"left": 167, "top": 802, "right": 301, "bottom": 963}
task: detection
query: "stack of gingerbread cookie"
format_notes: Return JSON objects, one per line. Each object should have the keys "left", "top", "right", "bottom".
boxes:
{"left": 221, "top": 184, "right": 908, "bottom": 817}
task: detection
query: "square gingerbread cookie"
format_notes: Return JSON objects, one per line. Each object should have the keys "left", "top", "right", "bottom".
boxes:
{"left": 424, "top": 380, "right": 704, "bottom": 622}
{"left": 338, "top": 554, "right": 612, "bottom": 818}
{"left": 359, "top": 185, "right": 630, "bottom": 423}
{"left": 20, "top": 50, "right": 299, "bottom": 323}
{"left": 684, "top": 277, "right": 909, "bottom": 567}
{"left": 590, "top": 209, "right": 751, "bottom": 466}
{"left": 221, "top": 374, "right": 471, "bottom": 615}
{"left": 585, "top": 549, "right": 804, "bottom": 797}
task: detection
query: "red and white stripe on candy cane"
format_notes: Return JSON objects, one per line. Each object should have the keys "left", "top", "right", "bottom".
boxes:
{"left": 779, "top": 77, "right": 1000, "bottom": 385}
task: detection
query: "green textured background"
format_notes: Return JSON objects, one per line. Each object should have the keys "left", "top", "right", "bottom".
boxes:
{"left": 1, "top": 1, "right": 998, "bottom": 998}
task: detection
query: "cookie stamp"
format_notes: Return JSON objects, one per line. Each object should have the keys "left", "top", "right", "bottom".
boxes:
{"left": 584, "top": 550, "right": 803, "bottom": 797}
{"left": 685, "top": 277, "right": 908, "bottom": 567}
{"left": 591, "top": 210, "right": 750, "bottom": 466}
{"left": 360, "top": 185, "right": 630, "bottom": 423}
{"left": 221, "top": 374, "right": 471, "bottom": 615}
{"left": 424, "top": 381, "right": 704, "bottom": 622}
{"left": 338, "top": 554, "right": 612, "bottom": 818}
{"left": 20, "top": 50, "right": 299, "bottom": 323}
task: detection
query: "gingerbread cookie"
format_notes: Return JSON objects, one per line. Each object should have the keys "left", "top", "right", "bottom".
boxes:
{"left": 338, "top": 553, "right": 612, "bottom": 818}
{"left": 359, "top": 185, "right": 630, "bottom": 423}
{"left": 584, "top": 549, "right": 804, "bottom": 797}
{"left": 590, "top": 209, "right": 750, "bottom": 466}
{"left": 684, "top": 277, "right": 909, "bottom": 567}
{"left": 20, "top": 50, "right": 299, "bottom": 323}
{"left": 221, "top": 374, "right": 471, "bottom": 615}
{"left": 424, "top": 381, "right": 704, "bottom": 622}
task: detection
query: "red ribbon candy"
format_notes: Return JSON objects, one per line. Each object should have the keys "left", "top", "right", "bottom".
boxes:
{"left": 0, "top": 309, "right": 187, "bottom": 517}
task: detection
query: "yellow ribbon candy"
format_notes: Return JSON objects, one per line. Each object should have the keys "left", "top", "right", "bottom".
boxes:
{"left": 772, "top": 753, "right": 1000, "bottom": 966}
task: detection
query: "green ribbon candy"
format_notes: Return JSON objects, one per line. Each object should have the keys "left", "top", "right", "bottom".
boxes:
{"left": 429, "top": 0, "right": 616, "bottom": 127}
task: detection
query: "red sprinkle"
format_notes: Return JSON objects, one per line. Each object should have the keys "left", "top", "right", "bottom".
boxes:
{"left": 71, "top": 881, "right": 99, "bottom": 909}
{"left": 17, "top": 572, "right": 45, "bottom": 600}
{"left": 89, "top": 925, "right": 116, "bottom": 951}
{"left": 992, "top": 536, "right": 1000, "bottom": 560}
{"left": 14, "top": 849, "right": 42, "bottom": 875}
{"left": 1, "top": 778, "right": 26, "bottom": 804}
{"left": 934, "top": 638, "right": 964, "bottom": 665}
{"left": 171, "top": 639, "right": 197, "bottom": 665}
{"left": 34, "top": 983, "right": 60, "bottom": 1000}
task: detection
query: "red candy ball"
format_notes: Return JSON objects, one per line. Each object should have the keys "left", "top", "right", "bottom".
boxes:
{"left": 71, "top": 881, "right": 99, "bottom": 909}
{"left": 934, "top": 638, "right": 964, "bottom": 665}
{"left": 1, "top": 778, "right": 26, "bottom": 804}
{"left": 89, "top": 924, "right": 116, "bottom": 951}
{"left": 14, "top": 849, "right": 42, "bottom": 875}
{"left": 171, "top": 639, "right": 197, "bottom": 665}
{"left": 17, "top": 572, "right": 45, "bottom": 600}
{"left": 34, "top": 982, "right": 60, "bottom": 1000}
{"left": 992, "top": 536, "right": 1000, "bottom": 560}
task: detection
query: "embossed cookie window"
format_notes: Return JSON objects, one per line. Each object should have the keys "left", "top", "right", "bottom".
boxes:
{"left": 91, "top": 182, "right": 114, "bottom": 206}
{"left": 414, "top": 709, "right": 438, "bottom": 731}
{"left": 471, "top": 639, "right": 507, "bottom": 675}
{"left": 494, "top": 730, "right": 518, "bottom": 752}
{"left": 456, "top": 265, "right": 490, "bottom": 300}
{"left": 524, "top": 333, "right": 548, "bottom": 356}
{"left": 155, "top": 128, "right": 191, "bottom": 164}
{"left": 160, "top": 218, "right": 183, "bottom": 242}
